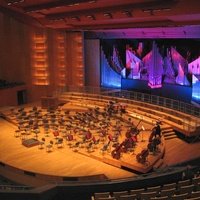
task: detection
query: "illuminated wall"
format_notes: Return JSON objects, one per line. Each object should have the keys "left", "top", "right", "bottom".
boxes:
{"left": 32, "top": 31, "right": 49, "bottom": 86}
{"left": 101, "top": 47, "right": 121, "bottom": 88}
{"left": 192, "top": 75, "right": 200, "bottom": 103}
{"left": 190, "top": 57, "right": 200, "bottom": 103}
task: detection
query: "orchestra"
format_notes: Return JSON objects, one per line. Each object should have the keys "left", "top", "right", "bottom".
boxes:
{"left": 11, "top": 100, "right": 163, "bottom": 166}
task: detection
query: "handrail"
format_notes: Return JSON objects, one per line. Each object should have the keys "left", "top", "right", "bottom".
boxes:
{"left": 54, "top": 86, "right": 200, "bottom": 133}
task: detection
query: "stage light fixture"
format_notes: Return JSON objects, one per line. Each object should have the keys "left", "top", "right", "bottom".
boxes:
{"left": 122, "top": 10, "right": 132, "bottom": 17}
{"left": 86, "top": 15, "right": 96, "bottom": 20}
{"left": 103, "top": 13, "right": 112, "bottom": 19}
{"left": 6, "top": 0, "right": 24, "bottom": 6}
{"left": 71, "top": 16, "right": 80, "bottom": 21}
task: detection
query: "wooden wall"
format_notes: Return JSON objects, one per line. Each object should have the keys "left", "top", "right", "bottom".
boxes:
{"left": 0, "top": 11, "right": 85, "bottom": 106}
{"left": 0, "top": 12, "right": 31, "bottom": 85}
{"left": 84, "top": 39, "right": 100, "bottom": 87}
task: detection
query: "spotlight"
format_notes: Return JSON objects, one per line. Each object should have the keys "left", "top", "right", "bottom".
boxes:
{"left": 71, "top": 16, "right": 80, "bottom": 21}
{"left": 86, "top": 15, "right": 96, "bottom": 20}
{"left": 122, "top": 10, "right": 132, "bottom": 17}
{"left": 6, "top": 0, "right": 24, "bottom": 6}
{"left": 103, "top": 13, "right": 112, "bottom": 19}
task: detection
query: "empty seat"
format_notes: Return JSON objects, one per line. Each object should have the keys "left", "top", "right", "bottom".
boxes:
{"left": 171, "top": 192, "right": 189, "bottom": 200}
{"left": 192, "top": 176, "right": 200, "bottom": 185}
{"left": 159, "top": 188, "right": 176, "bottom": 197}
{"left": 119, "top": 194, "right": 137, "bottom": 200}
{"left": 150, "top": 196, "right": 168, "bottom": 200}
{"left": 162, "top": 182, "right": 177, "bottom": 190}
{"left": 190, "top": 191, "right": 200, "bottom": 198}
{"left": 178, "top": 184, "right": 194, "bottom": 195}
{"left": 146, "top": 186, "right": 161, "bottom": 193}
{"left": 192, "top": 178, "right": 200, "bottom": 191}
{"left": 130, "top": 188, "right": 145, "bottom": 199}
{"left": 92, "top": 192, "right": 110, "bottom": 200}
{"left": 177, "top": 179, "right": 191, "bottom": 188}
{"left": 140, "top": 191, "right": 157, "bottom": 200}
{"left": 185, "top": 197, "right": 200, "bottom": 200}
{"left": 196, "top": 182, "right": 200, "bottom": 191}
{"left": 112, "top": 191, "right": 129, "bottom": 200}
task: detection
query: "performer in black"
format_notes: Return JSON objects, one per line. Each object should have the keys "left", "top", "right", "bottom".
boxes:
{"left": 154, "top": 122, "right": 161, "bottom": 138}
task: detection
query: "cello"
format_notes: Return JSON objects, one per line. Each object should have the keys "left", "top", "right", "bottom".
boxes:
{"left": 111, "top": 137, "right": 135, "bottom": 160}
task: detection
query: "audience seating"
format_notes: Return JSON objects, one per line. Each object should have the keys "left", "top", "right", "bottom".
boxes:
{"left": 92, "top": 192, "right": 111, "bottom": 200}
{"left": 146, "top": 186, "right": 161, "bottom": 193}
{"left": 130, "top": 188, "right": 145, "bottom": 199}
{"left": 112, "top": 190, "right": 129, "bottom": 200}
{"left": 150, "top": 196, "right": 168, "bottom": 200}
{"left": 140, "top": 191, "right": 158, "bottom": 199}
{"left": 185, "top": 197, "right": 200, "bottom": 200}
{"left": 177, "top": 179, "right": 192, "bottom": 188}
{"left": 178, "top": 184, "right": 194, "bottom": 194}
{"left": 190, "top": 191, "right": 200, "bottom": 198}
{"left": 91, "top": 172, "right": 200, "bottom": 200}
{"left": 171, "top": 192, "right": 189, "bottom": 199}
{"left": 159, "top": 188, "right": 176, "bottom": 197}
{"left": 161, "top": 182, "right": 177, "bottom": 190}
{"left": 119, "top": 194, "right": 137, "bottom": 200}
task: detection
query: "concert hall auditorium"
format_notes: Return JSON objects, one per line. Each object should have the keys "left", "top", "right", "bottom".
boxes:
{"left": 0, "top": 0, "right": 200, "bottom": 200}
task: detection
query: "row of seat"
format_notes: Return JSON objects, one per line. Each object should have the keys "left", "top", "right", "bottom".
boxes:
{"left": 91, "top": 175, "right": 200, "bottom": 200}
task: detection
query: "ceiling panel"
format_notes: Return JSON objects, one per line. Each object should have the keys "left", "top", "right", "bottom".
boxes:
{"left": 0, "top": 0, "right": 199, "bottom": 32}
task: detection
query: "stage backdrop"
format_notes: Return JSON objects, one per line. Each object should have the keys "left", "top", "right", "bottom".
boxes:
{"left": 100, "top": 39, "right": 200, "bottom": 103}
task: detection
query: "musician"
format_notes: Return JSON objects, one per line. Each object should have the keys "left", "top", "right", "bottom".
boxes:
{"left": 149, "top": 121, "right": 161, "bottom": 143}
{"left": 154, "top": 122, "right": 161, "bottom": 138}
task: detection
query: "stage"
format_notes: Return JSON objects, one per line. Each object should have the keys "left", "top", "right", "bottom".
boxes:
{"left": 0, "top": 99, "right": 200, "bottom": 187}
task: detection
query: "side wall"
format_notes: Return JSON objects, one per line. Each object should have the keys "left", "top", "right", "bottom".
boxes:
{"left": 84, "top": 39, "right": 100, "bottom": 87}
{"left": 0, "top": 11, "right": 85, "bottom": 106}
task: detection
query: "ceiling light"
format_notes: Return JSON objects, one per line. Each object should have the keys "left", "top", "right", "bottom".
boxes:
{"left": 71, "top": 16, "right": 80, "bottom": 21}
{"left": 68, "top": 3, "right": 79, "bottom": 7}
{"left": 122, "top": 10, "right": 132, "bottom": 17}
{"left": 103, "top": 13, "right": 112, "bottom": 19}
{"left": 86, "top": 15, "right": 96, "bottom": 20}
{"left": 6, "top": 0, "right": 24, "bottom": 6}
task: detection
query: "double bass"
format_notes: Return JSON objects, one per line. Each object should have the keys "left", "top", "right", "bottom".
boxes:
{"left": 136, "top": 149, "right": 149, "bottom": 164}
{"left": 125, "top": 119, "right": 142, "bottom": 138}
{"left": 111, "top": 137, "right": 135, "bottom": 160}
{"left": 148, "top": 124, "right": 161, "bottom": 152}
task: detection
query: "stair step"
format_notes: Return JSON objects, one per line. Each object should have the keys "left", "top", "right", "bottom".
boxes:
{"left": 164, "top": 135, "right": 178, "bottom": 140}
{"left": 162, "top": 129, "right": 174, "bottom": 133}
{"left": 161, "top": 126, "right": 172, "bottom": 130}
{"left": 163, "top": 132, "right": 176, "bottom": 137}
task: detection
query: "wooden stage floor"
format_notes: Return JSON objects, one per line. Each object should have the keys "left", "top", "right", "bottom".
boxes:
{"left": 0, "top": 103, "right": 200, "bottom": 186}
